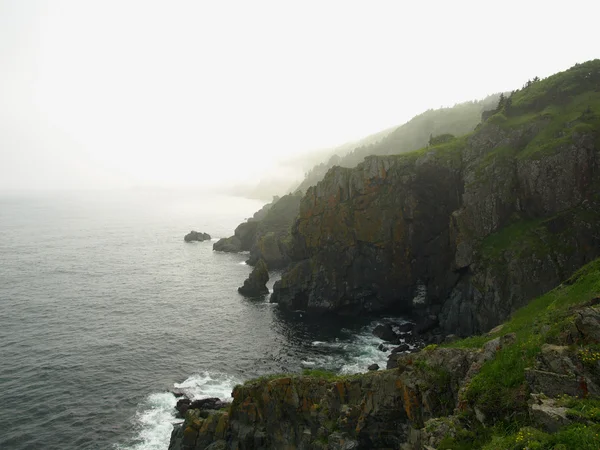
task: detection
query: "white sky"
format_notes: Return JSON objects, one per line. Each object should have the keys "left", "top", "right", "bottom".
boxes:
{"left": 0, "top": 0, "right": 597, "bottom": 190}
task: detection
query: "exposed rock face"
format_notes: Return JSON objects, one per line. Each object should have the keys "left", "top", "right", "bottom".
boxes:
{"left": 237, "top": 259, "right": 269, "bottom": 297}
{"left": 271, "top": 113, "right": 600, "bottom": 335}
{"left": 184, "top": 231, "right": 212, "bottom": 242}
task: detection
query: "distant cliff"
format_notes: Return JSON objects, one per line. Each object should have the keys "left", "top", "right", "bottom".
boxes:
{"left": 213, "top": 192, "right": 302, "bottom": 269}
{"left": 271, "top": 60, "right": 600, "bottom": 336}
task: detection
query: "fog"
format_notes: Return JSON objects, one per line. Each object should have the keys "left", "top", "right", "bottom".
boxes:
{"left": 1, "top": 0, "right": 597, "bottom": 192}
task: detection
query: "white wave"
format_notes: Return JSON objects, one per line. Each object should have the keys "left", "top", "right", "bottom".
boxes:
{"left": 301, "top": 360, "right": 316, "bottom": 366}
{"left": 238, "top": 261, "right": 247, "bottom": 265}
{"left": 173, "top": 370, "right": 240, "bottom": 401}
{"left": 115, "top": 392, "right": 178, "bottom": 450}
{"left": 118, "top": 371, "right": 240, "bottom": 450}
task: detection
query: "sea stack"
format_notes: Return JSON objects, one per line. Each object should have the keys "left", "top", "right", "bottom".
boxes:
{"left": 184, "top": 231, "right": 211, "bottom": 242}
{"left": 238, "top": 259, "right": 269, "bottom": 297}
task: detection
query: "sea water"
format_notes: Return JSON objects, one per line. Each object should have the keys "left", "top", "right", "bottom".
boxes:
{"left": 0, "top": 190, "right": 407, "bottom": 450}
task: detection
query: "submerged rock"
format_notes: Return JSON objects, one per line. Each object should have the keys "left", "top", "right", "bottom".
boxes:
{"left": 238, "top": 259, "right": 269, "bottom": 297}
{"left": 184, "top": 230, "right": 211, "bottom": 242}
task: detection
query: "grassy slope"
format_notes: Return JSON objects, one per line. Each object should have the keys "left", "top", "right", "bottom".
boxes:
{"left": 442, "top": 258, "right": 600, "bottom": 449}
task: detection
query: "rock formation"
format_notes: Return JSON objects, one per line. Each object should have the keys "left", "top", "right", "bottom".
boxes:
{"left": 184, "top": 231, "right": 212, "bottom": 242}
{"left": 237, "top": 259, "right": 269, "bottom": 297}
{"left": 213, "top": 193, "right": 302, "bottom": 269}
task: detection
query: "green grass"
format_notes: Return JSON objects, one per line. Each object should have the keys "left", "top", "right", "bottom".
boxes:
{"left": 438, "top": 259, "right": 600, "bottom": 449}
{"left": 479, "top": 217, "right": 546, "bottom": 260}
{"left": 447, "top": 259, "right": 600, "bottom": 425}
{"left": 300, "top": 368, "right": 342, "bottom": 381}
{"left": 480, "top": 423, "right": 600, "bottom": 450}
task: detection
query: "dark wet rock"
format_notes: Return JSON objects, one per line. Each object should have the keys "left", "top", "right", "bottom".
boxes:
{"left": 175, "top": 398, "right": 191, "bottom": 418}
{"left": 184, "top": 230, "right": 211, "bottom": 242}
{"left": 368, "top": 363, "right": 379, "bottom": 371}
{"left": 391, "top": 344, "right": 410, "bottom": 354}
{"left": 395, "top": 322, "right": 415, "bottom": 333}
{"left": 377, "top": 343, "right": 389, "bottom": 352}
{"left": 415, "top": 316, "right": 439, "bottom": 335}
{"left": 238, "top": 259, "right": 269, "bottom": 297}
{"left": 189, "top": 397, "right": 227, "bottom": 411}
{"left": 372, "top": 324, "right": 398, "bottom": 343}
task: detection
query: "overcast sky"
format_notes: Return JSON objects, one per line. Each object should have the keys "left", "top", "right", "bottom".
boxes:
{"left": 0, "top": 0, "right": 597, "bottom": 191}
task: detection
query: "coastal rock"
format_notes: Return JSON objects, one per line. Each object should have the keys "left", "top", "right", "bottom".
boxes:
{"left": 372, "top": 324, "right": 398, "bottom": 343}
{"left": 368, "top": 363, "right": 379, "bottom": 371}
{"left": 237, "top": 259, "right": 269, "bottom": 297}
{"left": 184, "top": 231, "right": 211, "bottom": 242}
{"left": 213, "top": 194, "right": 301, "bottom": 270}
{"left": 391, "top": 344, "right": 409, "bottom": 354}
{"left": 213, "top": 221, "right": 258, "bottom": 253}
{"left": 212, "top": 236, "right": 243, "bottom": 253}
{"left": 175, "top": 398, "right": 191, "bottom": 418}
{"left": 395, "top": 322, "right": 415, "bottom": 333}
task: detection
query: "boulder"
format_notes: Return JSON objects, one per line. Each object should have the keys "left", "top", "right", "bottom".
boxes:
{"left": 525, "top": 368, "right": 584, "bottom": 398}
{"left": 391, "top": 344, "right": 409, "bottom": 354}
{"left": 574, "top": 307, "right": 600, "bottom": 342}
{"left": 189, "top": 397, "right": 226, "bottom": 410}
{"left": 175, "top": 398, "right": 191, "bottom": 418}
{"left": 377, "top": 343, "right": 389, "bottom": 352}
{"left": 184, "top": 230, "right": 211, "bottom": 242}
{"left": 372, "top": 324, "right": 398, "bottom": 343}
{"left": 213, "top": 236, "right": 242, "bottom": 252}
{"left": 238, "top": 259, "right": 269, "bottom": 297}
{"left": 368, "top": 363, "right": 379, "bottom": 371}
{"left": 529, "top": 394, "right": 571, "bottom": 432}
{"left": 394, "top": 322, "right": 415, "bottom": 333}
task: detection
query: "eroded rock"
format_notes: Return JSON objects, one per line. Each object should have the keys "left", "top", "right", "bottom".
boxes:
{"left": 238, "top": 259, "right": 269, "bottom": 297}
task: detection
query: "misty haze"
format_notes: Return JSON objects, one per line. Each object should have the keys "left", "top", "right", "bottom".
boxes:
{"left": 1, "top": 1, "right": 600, "bottom": 450}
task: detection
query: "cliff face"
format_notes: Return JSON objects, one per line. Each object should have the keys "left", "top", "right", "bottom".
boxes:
{"left": 271, "top": 61, "right": 600, "bottom": 335}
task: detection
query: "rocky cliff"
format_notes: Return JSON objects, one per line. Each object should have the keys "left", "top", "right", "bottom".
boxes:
{"left": 213, "top": 193, "right": 302, "bottom": 269}
{"left": 271, "top": 60, "right": 600, "bottom": 335}
{"left": 169, "top": 258, "right": 600, "bottom": 449}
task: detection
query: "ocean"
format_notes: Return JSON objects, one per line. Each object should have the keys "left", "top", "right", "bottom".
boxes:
{"left": 0, "top": 190, "right": 404, "bottom": 450}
